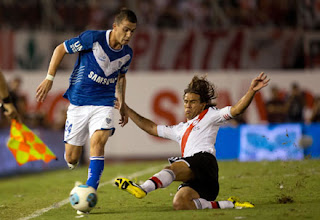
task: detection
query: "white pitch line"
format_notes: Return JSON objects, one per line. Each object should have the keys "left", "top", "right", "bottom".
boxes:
{"left": 18, "top": 164, "right": 164, "bottom": 220}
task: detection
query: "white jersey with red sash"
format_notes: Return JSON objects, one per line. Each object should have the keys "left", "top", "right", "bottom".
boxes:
{"left": 157, "top": 106, "right": 233, "bottom": 157}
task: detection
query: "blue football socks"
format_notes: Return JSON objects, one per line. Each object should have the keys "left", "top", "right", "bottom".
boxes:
{"left": 86, "top": 156, "right": 104, "bottom": 190}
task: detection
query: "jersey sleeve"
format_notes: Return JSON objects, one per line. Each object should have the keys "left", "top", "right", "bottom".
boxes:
{"left": 209, "top": 106, "right": 233, "bottom": 123}
{"left": 64, "top": 30, "right": 97, "bottom": 54}
{"left": 218, "top": 106, "right": 233, "bottom": 122}
{"left": 157, "top": 124, "right": 180, "bottom": 143}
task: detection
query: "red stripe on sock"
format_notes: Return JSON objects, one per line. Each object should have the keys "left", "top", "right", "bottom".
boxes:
{"left": 150, "top": 176, "right": 163, "bottom": 188}
{"left": 211, "top": 201, "right": 219, "bottom": 209}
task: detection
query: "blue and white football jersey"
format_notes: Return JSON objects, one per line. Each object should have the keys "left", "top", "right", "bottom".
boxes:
{"left": 63, "top": 30, "right": 133, "bottom": 106}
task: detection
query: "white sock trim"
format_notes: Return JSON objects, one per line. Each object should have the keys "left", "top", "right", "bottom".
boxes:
{"left": 90, "top": 156, "right": 105, "bottom": 160}
{"left": 193, "top": 199, "right": 203, "bottom": 209}
{"left": 193, "top": 198, "right": 211, "bottom": 209}
{"left": 154, "top": 169, "right": 175, "bottom": 188}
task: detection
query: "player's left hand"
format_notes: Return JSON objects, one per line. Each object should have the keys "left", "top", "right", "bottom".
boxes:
{"left": 119, "top": 104, "right": 128, "bottom": 127}
{"left": 250, "top": 72, "right": 270, "bottom": 92}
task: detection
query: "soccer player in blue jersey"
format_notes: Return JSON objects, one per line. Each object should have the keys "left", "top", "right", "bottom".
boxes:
{"left": 36, "top": 9, "right": 137, "bottom": 194}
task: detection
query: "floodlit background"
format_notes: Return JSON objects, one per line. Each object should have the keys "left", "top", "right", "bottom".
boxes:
{"left": 0, "top": 0, "right": 320, "bottom": 176}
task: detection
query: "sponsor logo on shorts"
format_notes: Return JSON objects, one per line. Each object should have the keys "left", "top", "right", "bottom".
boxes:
{"left": 106, "top": 118, "right": 111, "bottom": 124}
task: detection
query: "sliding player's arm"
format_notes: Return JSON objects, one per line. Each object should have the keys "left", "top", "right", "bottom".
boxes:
{"left": 126, "top": 104, "right": 159, "bottom": 137}
{"left": 231, "top": 72, "right": 269, "bottom": 117}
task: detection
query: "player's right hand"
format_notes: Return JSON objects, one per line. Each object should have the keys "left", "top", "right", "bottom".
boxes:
{"left": 36, "top": 79, "right": 53, "bottom": 102}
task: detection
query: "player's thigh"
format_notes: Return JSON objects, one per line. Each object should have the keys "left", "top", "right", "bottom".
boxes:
{"left": 169, "top": 161, "right": 194, "bottom": 182}
{"left": 88, "top": 106, "right": 114, "bottom": 139}
{"left": 64, "top": 104, "right": 90, "bottom": 146}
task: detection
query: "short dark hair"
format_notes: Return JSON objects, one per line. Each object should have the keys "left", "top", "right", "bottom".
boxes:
{"left": 184, "top": 75, "right": 217, "bottom": 108}
{"left": 115, "top": 9, "right": 137, "bottom": 24}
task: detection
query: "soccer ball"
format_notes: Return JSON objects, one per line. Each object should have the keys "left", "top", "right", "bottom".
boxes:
{"left": 69, "top": 185, "right": 98, "bottom": 212}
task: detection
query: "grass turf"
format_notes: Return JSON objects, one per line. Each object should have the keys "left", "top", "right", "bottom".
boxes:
{"left": 0, "top": 159, "right": 319, "bottom": 220}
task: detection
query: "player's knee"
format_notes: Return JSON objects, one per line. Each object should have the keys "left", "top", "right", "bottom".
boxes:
{"left": 173, "top": 193, "right": 193, "bottom": 210}
{"left": 173, "top": 197, "right": 189, "bottom": 210}
{"left": 173, "top": 199, "right": 183, "bottom": 210}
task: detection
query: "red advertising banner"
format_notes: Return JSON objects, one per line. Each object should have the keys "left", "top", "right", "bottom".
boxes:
{"left": 1, "top": 29, "right": 304, "bottom": 71}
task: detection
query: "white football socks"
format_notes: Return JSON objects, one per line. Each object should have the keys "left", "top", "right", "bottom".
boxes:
{"left": 140, "top": 169, "right": 176, "bottom": 193}
{"left": 193, "top": 198, "right": 234, "bottom": 209}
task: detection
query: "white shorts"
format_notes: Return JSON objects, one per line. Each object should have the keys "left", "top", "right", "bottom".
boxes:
{"left": 64, "top": 104, "right": 115, "bottom": 146}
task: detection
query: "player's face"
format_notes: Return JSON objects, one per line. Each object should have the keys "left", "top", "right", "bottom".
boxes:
{"left": 113, "top": 19, "right": 136, "bottom": 45}
{"left": 184, "top": 93, "right": 206, "bottom": 120}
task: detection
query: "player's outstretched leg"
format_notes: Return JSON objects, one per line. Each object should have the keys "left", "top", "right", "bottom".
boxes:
{"left": 227, "top": 196, "right": 255, "bottom": 208}
{"left": 115, "top": 178, "right": 147, "bottom": 199}
{"left": 192, "top": 197, "right": 254, "bottom": 210}
{"left": 193, "top": 198, "right": 235, "bottom": 209}
{"left": 115, "top": 169, "right": 175, "bottom": 199}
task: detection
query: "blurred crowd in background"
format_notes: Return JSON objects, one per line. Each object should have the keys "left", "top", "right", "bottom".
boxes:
{"left": 0, "top": 0, "right": 319, "bottom": 31}
{"left": 1, "top": 0, "right": 320, "bottom": 129}
{"left": 229, "top": 81, "right": 320, "bottom": 126}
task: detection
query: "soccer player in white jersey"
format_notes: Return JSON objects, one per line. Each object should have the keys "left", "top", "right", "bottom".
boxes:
{"left": 115, "top": 72, "right": 269, "bottom": 210}
{"left": 36, "top": 9, "right": 137, "bottom": 193}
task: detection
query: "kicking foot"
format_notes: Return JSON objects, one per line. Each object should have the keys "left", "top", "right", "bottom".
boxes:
{"left": 115, "top": 177, "right": 147, "bottom": 199}
{"left": 227, "top": 196, "right": 255, "bottom": 209}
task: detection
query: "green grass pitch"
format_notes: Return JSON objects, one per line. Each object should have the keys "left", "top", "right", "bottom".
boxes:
{"left": 0, "top": 159, "right": 319, "bottom": 220}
